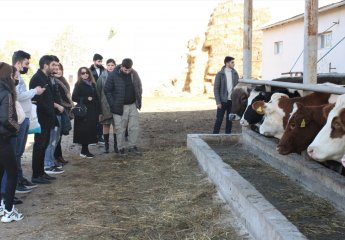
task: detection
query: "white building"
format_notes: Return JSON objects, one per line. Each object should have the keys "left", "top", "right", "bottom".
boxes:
{"left": 261, "top": 0, "right": 345, "bottom": 80}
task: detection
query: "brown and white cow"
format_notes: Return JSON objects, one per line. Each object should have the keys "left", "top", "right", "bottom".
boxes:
{"left": 307, "top": 94, "right": 345, "bottom": 162}
{"left": 252, "top": 92, "right": 337, "bottom": 139}
{"left": 276, "top": 102, "right": 334, "bottom": 155}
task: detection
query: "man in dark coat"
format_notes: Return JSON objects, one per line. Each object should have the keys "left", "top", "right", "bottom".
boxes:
{"left": 89, "top": 53, "right": 105, "bottom": 144}
{"left": 213, "top": 56, "right": 239, "bottom": 134}
{"left": 104, "top": 58, "right": 142, "bottom": 156}
{"left": 29, "top": 55, "right": 58, "bottom": 184}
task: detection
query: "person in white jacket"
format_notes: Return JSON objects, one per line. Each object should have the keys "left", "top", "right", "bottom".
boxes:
{"left": 0, "top": 51, "right": 45, "bottom": 198}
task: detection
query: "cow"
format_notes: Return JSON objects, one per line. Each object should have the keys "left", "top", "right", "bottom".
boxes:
{"left": 307, "top": 94, "right": 345, "bottom": 163}
{"left": 252, "top": 92, "right": 337, "bottom": 139}
{"left": 276, "top": 102, "right": 334, "bottom": 155}
{"left": 229, "top": 86, "right": 250, "bottom": 121}
{"left": 240, "top": 88, "right": 301, "bottom": 126}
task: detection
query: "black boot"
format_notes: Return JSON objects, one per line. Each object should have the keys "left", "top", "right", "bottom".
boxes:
{"left": 104, "top": 134, "right": 109, "bottom": 153}
{"left": 114, "top": 134, "right": 119, "bottom": 153}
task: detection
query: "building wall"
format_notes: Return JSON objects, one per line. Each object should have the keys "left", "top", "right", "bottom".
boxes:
{"left": 262, "top": 6, "right": 345, "bottom": 80}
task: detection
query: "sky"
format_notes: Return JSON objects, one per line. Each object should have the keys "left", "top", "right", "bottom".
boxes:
{"left": 0, "top": 0, "right": 341, "bottom": 93}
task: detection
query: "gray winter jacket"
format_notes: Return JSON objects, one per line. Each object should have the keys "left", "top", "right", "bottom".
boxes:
{"left": 96, "top": 70, "right": 113, "bottom": 121}
{"left": 214, "top": 66, "right": 239, "bottom": 105}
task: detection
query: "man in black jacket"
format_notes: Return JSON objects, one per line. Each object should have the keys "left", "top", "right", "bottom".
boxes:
{"left": 90, "top": 53, "right": 105, "bottom": 144}
{"left": 29, "top": 55, "right": 58, "bottom": 184}
{"left": 104, "top": 58, "right": 142, "bottom": 155}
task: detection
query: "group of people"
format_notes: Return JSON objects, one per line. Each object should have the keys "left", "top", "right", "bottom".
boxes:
{"left": 0, "top": 52, "right": 143, "bottom": 223}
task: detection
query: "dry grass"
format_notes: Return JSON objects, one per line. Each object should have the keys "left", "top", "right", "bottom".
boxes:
{"left": 56, "top": 147, "right": 242, "bottom": 239}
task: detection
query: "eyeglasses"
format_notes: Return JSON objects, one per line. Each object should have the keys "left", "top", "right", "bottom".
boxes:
{"left": 81, "top": 72, "right": 89, "bottom": 75}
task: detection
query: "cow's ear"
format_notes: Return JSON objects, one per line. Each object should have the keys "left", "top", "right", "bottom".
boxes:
{"left": 322, "top": 103, "right": 335, "bottom": 119}
{"left": 252, "top": 101, "right": 265, "bottom": 115}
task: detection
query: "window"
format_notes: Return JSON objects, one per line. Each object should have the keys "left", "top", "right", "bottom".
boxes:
{"left": 318, "top": 32, "right": 332, "bottom": 49}
{"left": 274, "top": 41, "right": 283, "bottom": 55}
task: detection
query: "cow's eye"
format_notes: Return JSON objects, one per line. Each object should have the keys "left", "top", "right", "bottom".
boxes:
{"left": 333, "top": 121, "right": 341, "bottom": 129}
{"left": 290, "top": 122, "right": 296, "bottom": 129}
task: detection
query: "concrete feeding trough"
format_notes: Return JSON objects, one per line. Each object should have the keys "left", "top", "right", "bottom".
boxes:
{"left": 187, "top": 130, "right": 345, "bottom": 240}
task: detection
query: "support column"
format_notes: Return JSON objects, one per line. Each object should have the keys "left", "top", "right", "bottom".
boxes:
{"left": 303, "top": 0, "right": 318, "bottom": 84}
{"left": 243, "top": 0, "right": 253, "bottom": 80}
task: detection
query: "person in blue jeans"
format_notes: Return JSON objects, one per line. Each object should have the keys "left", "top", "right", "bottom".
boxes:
{"left": 43, "top": 56, "right": 64, "bottom": 174}
{"left": 213, "top": 56, "right": 239, "bottom": 134}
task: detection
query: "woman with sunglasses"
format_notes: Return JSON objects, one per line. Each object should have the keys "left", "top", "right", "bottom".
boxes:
{"left": 72, "top": 67, "right": 100, "bottom": 158}
{"left": 0, "top": 62, "right": 24, "bottom": 222}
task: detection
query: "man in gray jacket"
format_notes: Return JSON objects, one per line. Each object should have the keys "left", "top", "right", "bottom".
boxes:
{"left": 104, "top": 58, "right": 142, "bottom": 156}
{"left": 213, "top": 56, "right": 239, "bottom": 134}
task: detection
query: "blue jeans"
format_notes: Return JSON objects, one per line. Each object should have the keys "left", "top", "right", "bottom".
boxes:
{"left": 213, "top": 100, "right": 232, "bottom": 134}
{"left": 44, "top": 116, "right": 61, "bottom": 168}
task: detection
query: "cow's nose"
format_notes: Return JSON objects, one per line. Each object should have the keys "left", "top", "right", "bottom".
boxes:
{"left": 307, "top": 147, "right": 314, "bottom": 157}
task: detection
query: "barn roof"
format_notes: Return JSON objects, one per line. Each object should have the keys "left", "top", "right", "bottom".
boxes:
{"left": 261, "top": 0, "right": 345, "bottom": 30}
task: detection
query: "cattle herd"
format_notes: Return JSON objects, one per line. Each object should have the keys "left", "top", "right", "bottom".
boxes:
{"left": 231, "top": 76, "right": 345, "bottom": 174}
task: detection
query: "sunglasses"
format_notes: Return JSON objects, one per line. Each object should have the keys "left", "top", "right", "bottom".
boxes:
{"left": 81, "top": 71, "right": 89, "bottom": 75}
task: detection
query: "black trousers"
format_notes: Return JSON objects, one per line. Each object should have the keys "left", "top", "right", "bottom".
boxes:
{"left": 32, "top": 127, "right": 51, "bottom": 178}
{"left": 213, "top": 100, "right": 232, "bottom": 134}
{"left": 0, "top": 137, "right": 17, "bottom": 211}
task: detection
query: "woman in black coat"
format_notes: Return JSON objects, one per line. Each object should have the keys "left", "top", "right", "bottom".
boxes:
{"left": 72, "top": 67, "right": 100, "bottom": 158}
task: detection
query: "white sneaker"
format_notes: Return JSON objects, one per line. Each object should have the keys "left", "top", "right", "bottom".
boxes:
{"left": 1, "top": 206, "right": 24, "bottom": 223}
{"left": 0, "top": 200, "right": 4, "bottom": 217}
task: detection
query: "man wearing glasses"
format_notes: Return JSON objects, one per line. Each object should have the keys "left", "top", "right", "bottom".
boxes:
{"left": 104, "top": 58, "right": 142, "bottom": 156}
{"left": 213, "top": 56, "right": 239, "bottom": 134}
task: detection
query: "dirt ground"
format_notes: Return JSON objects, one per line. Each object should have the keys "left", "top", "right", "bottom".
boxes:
{"left": 0, "top": 96, "right": 248, "bottom": 240}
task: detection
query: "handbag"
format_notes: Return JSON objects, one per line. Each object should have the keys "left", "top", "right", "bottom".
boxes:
{"left": 16, "top": 101, "right": 25, "bottom": 124}
{"left": 28, "top": 103, "right": 41, "bottom": 134}
{"left": 60, "top": 109, "right": 72, "bottom": 135}
{"left": 71, "top": 98, "right": 87, "bottom": 118}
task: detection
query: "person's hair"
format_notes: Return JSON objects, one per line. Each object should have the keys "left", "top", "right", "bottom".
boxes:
{"left": 50, "top": 55, "right": 60, "bottom": 63}
{"left": 12, "top": 50, "right": 31, "bottom": 65}
{"left": 224, "top": 56, "right": 235, "bottom": 65}
{"left": 106, "top": 58, "right": 116, "bottom": 65}
{"left": 77, "top": 67, "right": 95, "bottom": 84}
{"left": 93, "top": 53, "right": 103, "bottom": 61}
{"left": 0, "top": 62, "right": 17, "bottom": 100}
{"left": 56, "top": 63, "right": 70, "bottom": 90}
{"left": 122, "top": 58, "right": 133, "bottom": 69}
{"left": 39, "top": 55, "right": 55, "bottom": 69}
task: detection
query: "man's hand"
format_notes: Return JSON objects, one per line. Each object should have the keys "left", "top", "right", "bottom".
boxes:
{"left": 217, "top": 104, "right": 222, "bottom": 109}
{"left": 54, "top": 103, "right": 64, "bottom": 113}
{"left": 99, "top": 114, "right": 103, "bottom": 122}
{"left": 35, "top": 86, "right": 45, "bottom": 95}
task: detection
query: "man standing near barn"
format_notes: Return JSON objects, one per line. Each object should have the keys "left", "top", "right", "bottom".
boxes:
{"left": 213, "top": 56, "right": 239, "bottom": 134}
{"left": 104, "top": 58, "right": 142, "bottom": 156}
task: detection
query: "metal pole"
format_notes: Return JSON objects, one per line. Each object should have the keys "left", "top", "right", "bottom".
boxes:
{"left": 303, "top": 0, "right": 318, "bottom": 84}
{"left": 243, "top": 0, "right": 253, "bottom": 80}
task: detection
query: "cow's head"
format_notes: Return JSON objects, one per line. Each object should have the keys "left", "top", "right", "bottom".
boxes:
{"left": 230, "top": 88, "right": 249, "bottom": 120}
{"left": 307, "top": 94, "right": 345, "bottom": 162}
{"left": 241, "top": 91, "right": 266, "bottom": 126}
{"left": 252, "top": 93, "right": 289, "bottom": 139}
{"left": 277, "top": 102, "right": 334, "bottom": 155}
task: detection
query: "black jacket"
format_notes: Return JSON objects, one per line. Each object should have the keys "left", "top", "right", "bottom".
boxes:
{"left": 29, "top": 69, "right": 57, "bottom": 129}
{"left": 104, "top": 65, "right": 142, "bottom": 116}
{"left": 0, "top": 81, "right": 19, "bottom": 137}
{"left": 90, "top": 64, "right": 105, "bottom": 82}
